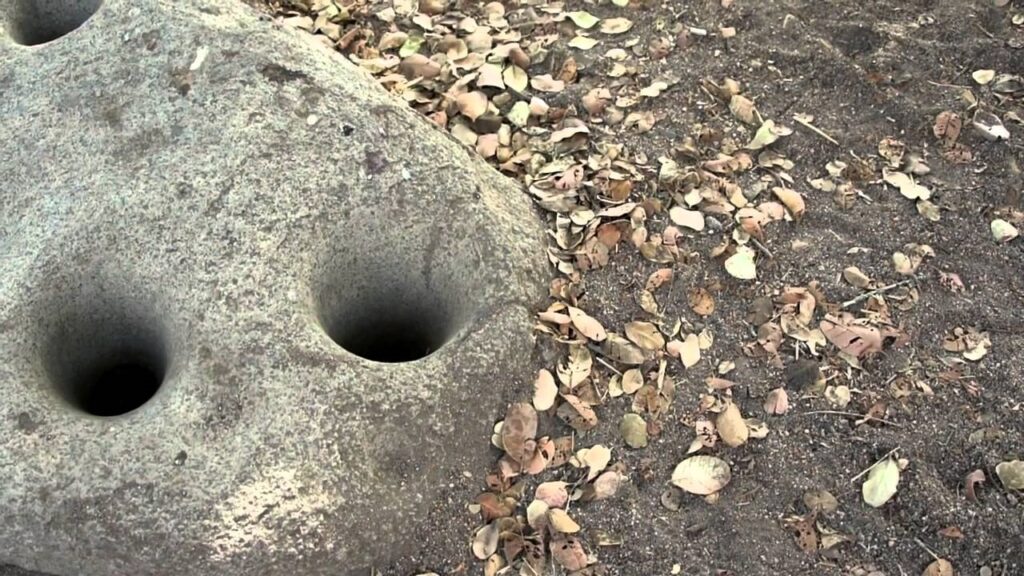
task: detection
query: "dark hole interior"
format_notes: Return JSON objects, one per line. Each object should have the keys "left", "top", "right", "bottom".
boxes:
{"left": 331, "top": 316, "right": 447, "bottom": 363}
{"left": 69, "top": 360, "right": 163, "bottom": 417}
{"left": 5, "top": 0, "right": 104, "bottom": 45}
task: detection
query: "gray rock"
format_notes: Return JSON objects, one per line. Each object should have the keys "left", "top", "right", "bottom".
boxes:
{"left": 0, "top": 0, "right": 547, "bottom": 574}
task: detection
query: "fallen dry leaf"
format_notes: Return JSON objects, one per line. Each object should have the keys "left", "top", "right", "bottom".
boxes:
{"left": 501, "top": 403, "right": 538, "bottom": 465}
{"left": 472, "top": 522, "right": 499, "bottom": 559}
{"left": 547, "top": 508, "right": 581, "bottom": 534}
{"left": 820, "top": 315, "right": 883, "bottom": 359}
{"left": 625, "top": 321, "right": 666, "bottom": 351}
{"left": 773, "top": 187, "right": 806, "bottom": 220}
{"left": 717, "top": 401, "right": 749, "bottom": 447}
{"left": 536, "top": 481, "right": 569, "bottom": 508}
{"left": 922, "top": 559, "right": 954, "bottom": 576}
{"left": 672, "top": 455, "right": 731, "bottom": 495}
{"left": 533, "top": 369, "right": 558, "bottom": 411}
{"left": 862, "top": 456, "right": 900, "bottom": 508}
{"left": 763, "top": 387, "right": 790, "bottom": 415}
{"left": 551, "top": 536, "right": 588, "bottom": 571}
{"left": 568, "top": 306, "right": 608, "bottom": 342}
{"left": 965, "top": 469, "right": 986, "bottom": 502}
{"left": 688, "top": 287, "right": 716, "bottom": 316}
{"left": 725, "top": 246, "right": 757, "bottom": 280}
{"left": 996, "top": 460, "right": 1024, "bottom": 490}
{"left": 620, "top": 413, "right": 648, "bottom": 448}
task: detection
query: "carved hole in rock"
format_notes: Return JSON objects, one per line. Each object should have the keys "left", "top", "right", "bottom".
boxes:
{"left": 44, "top": 309, "right": 167, "bottom": 417}
{"left": 2, "top": 0, "right": 103, "bottom": 45}
{"left": 315, "top": 237, "right": 480, "bottom": 363}
{"left": 320, "top": 282, "right": 464, "bottom": 363}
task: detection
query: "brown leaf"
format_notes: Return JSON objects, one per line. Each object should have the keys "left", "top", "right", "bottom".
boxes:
{"left": 787, "top": 513, "right": 818, "bottom": 554}
{"left": 535, "top": 481, "right": 569, "bottom": 508}
{"left": 933, "top": 111, "right": 962, "bottom": 147}
{"left": 456, "top": 91, "right": 489, "bottom": 121}
{"left": 645, "top": 268, "right": 675, "bottom": 292}
{"left": 533, "top": 369, "right": 558, "bottom": 411}
{"left": 557, "top": 394, "right": 598, "bottom": 432}
{"left": 547, "top": 508, "right": 581, "bottom": 533}
{"left": 602, "top": 333, "right": 647, "bottom": 364}
{"left": 964, "top": 469, "right": 986, "bottom": 502}
{"left": 557, "top": 57, "right": 578, "bottom": 84}
{"left": 501, "top": 403, "right": 538, "bottom": 464}
{"left": 530, "top": 74, "right": 566, "bottom": 93}
{"left": 625, "top": 321, "right": 665, "bottom": 350}
{"left": 820, "top": 315, "right": 883, "bottom": 359}
{"left": 729, "top": 94, "right": 757, "bottom": 125}
{"left": 938, "top": 526, "right": 965, "bottom": 540}
{"left": 688, "top": 287, "right": 716, "bottom": 316}
{"left": 763, "top": 387, "right": 790, "bottom": 415}
{"left": 476, "top": 492, "right": 515, "bottom": 521}
{"left": 568, "top": 306, "right": 607, "bottom": 342}
{"left": 551, "top": 536, "right": 588, "bottom": 571}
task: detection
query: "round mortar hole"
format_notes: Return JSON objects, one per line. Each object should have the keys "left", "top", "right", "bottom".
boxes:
{"left": 328, "top": 313, "right": 452, "bottom": 363}
{"left": 2, "top": 0, "right": 103, "bottom": 46}
{"left": 68, "top": 358, "right": 164, "bottom": 417}
{"left": 316, "top": 268, "right": 472, "bottom": 364}
{"left": 43, "top": 307, "right": 169, "bottom": 417}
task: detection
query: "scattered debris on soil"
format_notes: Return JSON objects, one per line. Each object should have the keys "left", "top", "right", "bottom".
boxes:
{"left": 258, "top": 0, "right": 1023, "bottom": 574}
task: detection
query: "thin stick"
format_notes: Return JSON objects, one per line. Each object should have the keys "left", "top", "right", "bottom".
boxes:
{"left": 926, "top": 80, "right": 972, "bottom": 89}
{"left": 850, "top": 447, "right": 900, "bottom": 483}
{"left": 751, "top": 237, "right": 774, "bottom": 259}
{"left": 793, "top": 115, "right": 840, "bottom": 146}
{"left": 797, "top": 410, "right": 902, "bottom": 428}
{"left": 914, "top": 537, "right": 941, "bottom": 562}
{"left": 841, "top": 278, "right": 917, "bottom": 309}
{"left": 593, "top": 355, "right": 623, "bottom": 376}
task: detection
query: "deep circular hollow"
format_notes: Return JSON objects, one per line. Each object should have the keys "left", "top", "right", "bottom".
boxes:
{"left": 322, "top": 287, "right": 459, "bottom": 363}
{"left": 2, "top": 0, "right": 103, "bottom": 45}
{"left": 64, "top": 352, "right": 165, "bottom": 417}
{"left": 43, "top": 306, "right": 168, "bottom": 417}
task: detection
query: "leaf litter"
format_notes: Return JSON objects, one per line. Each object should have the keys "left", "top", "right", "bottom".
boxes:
{"left": 268, "top": 0, "right": 1024, "bottom": 572}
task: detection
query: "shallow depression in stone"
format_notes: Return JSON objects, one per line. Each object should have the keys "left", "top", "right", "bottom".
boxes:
{"left": 1, "top": 0, "right": 103, "bottom": 45}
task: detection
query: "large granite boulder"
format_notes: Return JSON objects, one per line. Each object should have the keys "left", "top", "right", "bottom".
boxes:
{"left": 0, "top": 0, "right": 547, "bottom": 574}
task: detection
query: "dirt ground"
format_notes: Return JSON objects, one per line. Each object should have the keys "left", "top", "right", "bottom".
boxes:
{"left": 256, "top": 1, "right": 1024, "bottom": 574}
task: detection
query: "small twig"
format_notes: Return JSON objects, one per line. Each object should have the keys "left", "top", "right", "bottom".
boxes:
{"left": 751, "top": 237, "right": 774, "bottom": 259}
{"left": 793, "top": 114, "right": 840, "bottom": 146}
{"left": 797, "top": 410, "right": 902, "bottom": 428}
{"left": 914, "top": 537, "right": 941, "bottom": 562}
{"left": 593, "top": 355, "right": 622, "bottom": 376}
{"left": 927, "top": 80, "right": 972, "bottom": 89}
{"left": 850, "top": 446, "right": 901, "bottom": 483}
{"left": 841, "top": 278, "right": 917, "bottom": 309}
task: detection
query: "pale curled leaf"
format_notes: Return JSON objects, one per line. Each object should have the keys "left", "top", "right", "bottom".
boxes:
{"left": 725, "top": 246, "right": 757, "bottom": 280}
{"left": 717, "top": 401, "right": 749, "bottom": 447}
{"left": 862, "top": 457, "right": 900, "bottom": 507}
{"left": 996, "top": 460, "right": 1024, "bottom": 490}
{"left": 923, "top": 559, "right": 954, "bottom": 576}
{"left": 547, "top": 508, "right": 581, "bottom": 533}
{"left": 671, "top": 455, "right": 732, "bottom": 495}
{"left": 471, "top": 522, "right": 499, "bottom": 559}
{"left": 533, "top": 369, "right": 558, "bottom": 411}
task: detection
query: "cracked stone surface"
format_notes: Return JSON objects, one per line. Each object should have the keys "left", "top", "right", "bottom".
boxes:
{"left": 0, "top": 0, "right": 548, "bottom": 574}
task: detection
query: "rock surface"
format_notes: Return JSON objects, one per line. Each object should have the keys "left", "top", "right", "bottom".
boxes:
{"left": 0, "top": 0, "right": 547, "bottom": 574}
